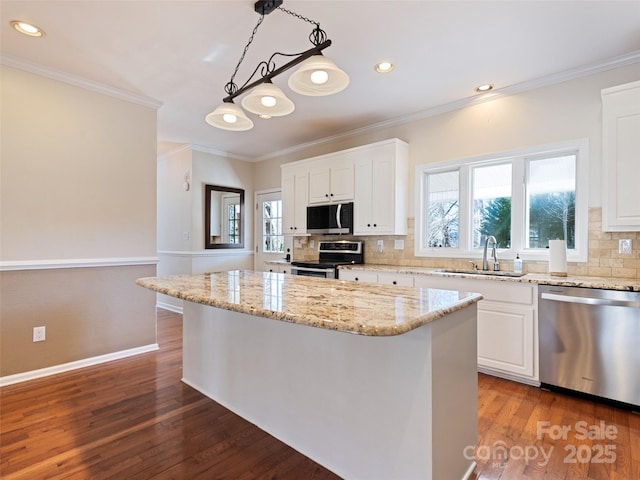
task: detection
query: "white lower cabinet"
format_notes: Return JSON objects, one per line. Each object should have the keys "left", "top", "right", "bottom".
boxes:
{"left": 377, "top": 272, "right": 415, "bottom": 287}
{"left": 338, "top": 269, "right": 379, "bottom": 283}
{"left": 343, "top": 269, "right": 539, "bottom": 385}
{"left": 477, "top": 301, "right": 534, "bottom": 379}
{"left": 264, "top": 262, "right": 290, "bottom": 274}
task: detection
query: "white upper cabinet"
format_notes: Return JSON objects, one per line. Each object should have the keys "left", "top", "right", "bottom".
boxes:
{"left": 282, "top": 138, "right": 408, "bottom": 236}
{"left": 602, "top": 80, "right": 640, "bottom": 231}
{"left": 281, "top": 168, "right": 308, "bottom": 235}
{"left": 308, "top": 155, "right": 355, "bottom": 204}
{"left": 353, "top": 139, "right": 409, "bottom": 235}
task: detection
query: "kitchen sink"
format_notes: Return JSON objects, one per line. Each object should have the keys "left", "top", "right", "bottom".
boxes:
{"left": 435, "top": 269, "right": 526, "bottom": 278}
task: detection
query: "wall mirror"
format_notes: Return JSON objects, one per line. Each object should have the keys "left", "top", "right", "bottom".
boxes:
{"left": 205, "top": 184, "right": 244, "bottom": 249}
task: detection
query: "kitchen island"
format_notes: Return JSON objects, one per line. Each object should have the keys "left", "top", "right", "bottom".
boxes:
{"left": 137, "top": 270, "right": 482, "bottom": 480}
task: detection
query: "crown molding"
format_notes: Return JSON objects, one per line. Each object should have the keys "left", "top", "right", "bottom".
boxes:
{"left": 191, "top": 144, "right": 251, "bottom": 162}
{"left": 1, "top": 54, "right": 163, "bottom": 110}
{"left": 256, "top": 50, "right": 640, "bottom": 162}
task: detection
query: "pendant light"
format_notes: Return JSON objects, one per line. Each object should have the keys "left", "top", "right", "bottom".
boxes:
{"left": 288, "top": 55, "right": 349, "bottom": 96}
{"left": 205, "top": 0, "right": 348, "bottom": 131}
{"left": 205, "top": 101, "right": 254, "bottom": 131}
{"left": 241, "top": 81, "right": 295, "bottom": 117}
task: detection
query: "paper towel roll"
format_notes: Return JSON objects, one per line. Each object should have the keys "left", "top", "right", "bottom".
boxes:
{"left": 549, "top": 239, "right": 567, "bottom": 277}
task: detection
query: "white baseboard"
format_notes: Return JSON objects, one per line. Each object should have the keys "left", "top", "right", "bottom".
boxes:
{"left": 478, "top": 367, "right": 541, "bottom": 387}
{"left": 0, "top": 343, "right": 159, "bottom": 387}
{"left": 462, "top": 461, "right": 478, "bottom": 480}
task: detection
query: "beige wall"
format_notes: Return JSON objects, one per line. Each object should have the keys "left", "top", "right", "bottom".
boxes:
{"left": 156, "top": 146, "right": 255, "bottom": 311}
{"left": 254, "top": 63, "right": 640, "bottom": 280}
{"left": 1, "top": 67, "right": 157, "bottom": 260}
{"left": 0, "top": 66, "right": 158, "bottom": 377}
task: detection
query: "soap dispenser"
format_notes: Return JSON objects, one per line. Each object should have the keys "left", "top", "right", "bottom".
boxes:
{"left": 514, "top": 253, "right": 523, "bottom": 273}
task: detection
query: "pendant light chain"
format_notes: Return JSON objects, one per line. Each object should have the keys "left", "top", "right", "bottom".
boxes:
{"left": 277, "top": 6, "right": 319, "bottom": 27}
{"left": 225, "top": 14, "right": 266, "bottom": 97}
{"left": 277, "top": 6, "right": 327, "bottom": 47}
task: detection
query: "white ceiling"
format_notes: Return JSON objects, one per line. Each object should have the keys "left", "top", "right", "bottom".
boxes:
{"left": 2, "top": 1, "right": 639, "bottom": 160}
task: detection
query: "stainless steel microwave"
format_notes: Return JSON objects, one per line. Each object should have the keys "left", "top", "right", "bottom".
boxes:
{"left": 306, "top": 202, "right": 354, "bottom": 235}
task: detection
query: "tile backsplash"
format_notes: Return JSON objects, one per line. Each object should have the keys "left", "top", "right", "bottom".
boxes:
{"left": 292, "top": 207, "right": 639, "bottom": 280}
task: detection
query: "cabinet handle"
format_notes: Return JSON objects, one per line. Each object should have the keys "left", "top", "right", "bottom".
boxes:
{"left": 325, "top": 194, "right": 329, "bottom": 197}
{"left": 355, "top": 277, "right": 359, "bottom": 281}
{"left": 294, "top": 227, "right": 297, "bottom": 230}
{"left": 330, "top": 193, "right": 334, "bottom": 197}
{"left": 367, "top": 224, "right": 371, "bottom": 227}
{"left": 269, "top": 269, "right": 273, "bottom": 272}
{"left": 392, "top": 280, "right": 397, "bottom": 285}
{"left": 290, "top": 227, "right": 294, "bottom": 230}
{"left": 373, "top": 224, "right": 377, "bottom": 227}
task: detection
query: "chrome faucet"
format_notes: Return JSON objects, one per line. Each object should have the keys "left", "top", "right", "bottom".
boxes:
{"left": 482, "top": 235, "right": 500, "bottom": 271}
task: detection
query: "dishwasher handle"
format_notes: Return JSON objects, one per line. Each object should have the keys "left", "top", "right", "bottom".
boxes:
{"left": 541, "top": 292, "right": 640, "bottom": 308}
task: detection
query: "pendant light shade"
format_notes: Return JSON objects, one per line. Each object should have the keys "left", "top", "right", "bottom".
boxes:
{"left": 288, "top": 55, "right": 350, "bottom": 96}
{"left": 241, "top": 82, "right": 295, "bottom": 117}
{"left": 205, "top": 101, "right": 254, "bottom": 131}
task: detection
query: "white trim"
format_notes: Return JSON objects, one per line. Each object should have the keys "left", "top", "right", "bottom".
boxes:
{"left": 1, "top": 54, "right": 162, "bottom": 110}
{"left": 0, "top": 256, "right": 159, "bottom": 272}
{"left": 157, "top": 249, "right": 254, "bottom": 257}
{"left": 255, "top": 50, "right": 640, "bottom": 163}
{"left": 477, "top": 367, "right": 541, "bottom": 388}
{"left": 191, "top": 144, "right": 250, "bottom": 162}
{"left": 157, "top": 143, "right": 192, "bottom": 160}
{"left": 462, "top": 461, "right": 479, "bottom": 480}
{"left": 0, "top": 344, "right": 159, "bottom": 387}
{"left": 157, "top": 301, "right": 183, "bottom": 315}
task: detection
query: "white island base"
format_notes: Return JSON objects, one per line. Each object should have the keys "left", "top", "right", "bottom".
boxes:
{"left": 182, "top": 301, "right": 478, "bottom": 480}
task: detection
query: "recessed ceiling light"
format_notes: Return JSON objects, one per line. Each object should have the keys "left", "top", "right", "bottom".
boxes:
{"left": 375, "top": 62, "right": 394, "bottom": 74}
{"left": 475, "top": 84, "right": 494, "bottom": 93}
{"left": 10, "top": 20, "right": 44, "bottom": 37}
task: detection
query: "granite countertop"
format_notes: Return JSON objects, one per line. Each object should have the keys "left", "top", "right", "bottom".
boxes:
{"left": 339, "top": 264, "right": 640, "bottom": 292}
{"left": 137, "top": 270, "right": 482, "bottom": 336}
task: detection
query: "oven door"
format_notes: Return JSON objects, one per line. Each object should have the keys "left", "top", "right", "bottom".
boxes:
{"left": 290, "top": 265, "right": 336, "bottom": 279}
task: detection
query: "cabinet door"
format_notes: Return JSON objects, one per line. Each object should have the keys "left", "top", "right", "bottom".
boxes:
{"left": 330, "top": 163, "right": 355, "bottom": 202}
{"left": 353, "top": 157, "right": 374, "bottom": 234}
{"left": 339, "top": 269, "right": 378, "bottom": 283}
{"left": 602, "top": 81, "right": 640, "bottom": 231}
{"left": 477, "top": 301, "right": 534, "bottom": 378}
{"left": 370, "top": 155, "right": 395, "bottom": 233}
{"left": 293, "top": 173, "right": 309, "bottom": 234}
{"left": 282, "top": 173, "right": 296, "bottom": 233}
{"left": 308, "top": 168, "right": 331, "bottom": 204}
{"left": 282, "top": 171, "right": 308, "bottom": 234}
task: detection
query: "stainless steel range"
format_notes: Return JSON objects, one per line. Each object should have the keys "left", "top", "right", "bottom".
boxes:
{"left": 290, "top": 240, "right": 363, "bottom": 279}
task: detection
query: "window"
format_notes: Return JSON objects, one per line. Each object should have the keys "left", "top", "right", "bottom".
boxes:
{"left": 262, "top": 199, "right": 284, "bottom": 253}
{"left": 472, "top": 163, "right": 512, "bottom": 249}
{"left": 425, "top": 171, "right": 459, "bottom": 248}
{"left": 416, "top": 140, "right": 588, "bottom": 262}
{"left": 527, "top": 155, "right": 576, "bottom": 249}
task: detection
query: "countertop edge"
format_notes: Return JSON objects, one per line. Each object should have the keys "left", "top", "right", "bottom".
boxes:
{"left": 338, "top": 265, "right": 640, "bottom": 292}
{"left": 136, "top": 275, "right": 482, "bottom": 337}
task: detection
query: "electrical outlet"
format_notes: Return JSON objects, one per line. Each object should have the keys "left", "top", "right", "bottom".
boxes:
{"left": 182, "top": 231, "right": 189, "bottom": 240}
{"left": 377, "top": 239, "right": 384, "bottom": 254}
{"left": 394, "top": 239, "right": 405, "bottom": 250}
{"left": 309, "top": 239, "right": 315, "bottom": 249}
{"left": 33, "top": 326, "right": 46, "bottom": 342}
{"left": 619, "top": 239, "right": 632, "bottom": 254}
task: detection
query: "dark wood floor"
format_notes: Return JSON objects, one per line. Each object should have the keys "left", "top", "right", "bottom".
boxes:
{"left": 1, "top": 309, "right": 638, "bottom": 480}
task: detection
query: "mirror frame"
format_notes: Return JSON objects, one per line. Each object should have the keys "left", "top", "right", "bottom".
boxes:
{"left": 204, "top": 184, "right": 245, "bottom": 249}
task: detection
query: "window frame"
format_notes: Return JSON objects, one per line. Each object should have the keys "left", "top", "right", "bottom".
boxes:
{"left": 415, "top": 139, "right": 589, "bottom": 263}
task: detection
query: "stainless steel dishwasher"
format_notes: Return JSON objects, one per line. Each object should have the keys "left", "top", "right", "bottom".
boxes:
{"left": 539, "top": 285, "right": 640, "bottom": 407}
